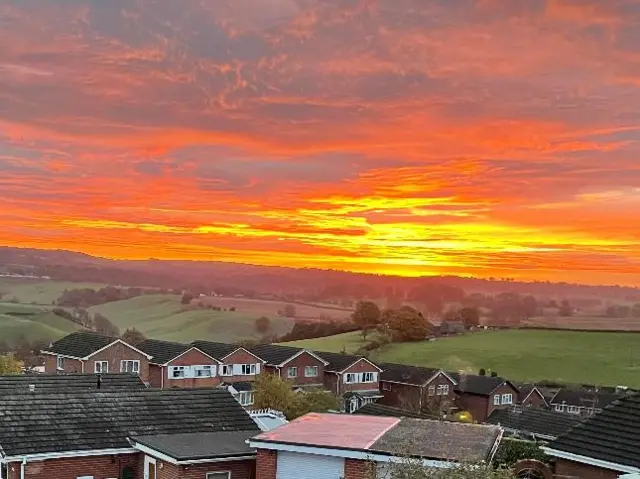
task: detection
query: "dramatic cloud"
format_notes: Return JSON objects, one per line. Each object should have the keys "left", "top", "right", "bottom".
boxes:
{"left": 1, "top": 0, "right": 640, "bottom": 285}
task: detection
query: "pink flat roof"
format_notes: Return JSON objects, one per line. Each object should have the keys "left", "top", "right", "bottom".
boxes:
{"left": 253, "top": 412, "right": 400, "bottom": 450}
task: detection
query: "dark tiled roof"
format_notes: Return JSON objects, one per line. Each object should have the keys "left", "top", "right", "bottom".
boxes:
{"left": 548, "top": 393, "right": 640, "bottom": 469}
{"left": 357, "top": 403, "right": 436, "bottom": 420}
{"left": 314, "top": 350, "right": 374, "bottom": 372}
{"left": 132, "top": 431, "right": 256, "bottom": 460}
{"left": 46, "top": 331, "right": 116, "bottom": 358}
{"left": 486, "top": 408, "right": 583, "bottom": 439}
{"left": 0, "top": 373, "right": 145, "bottom": 393}
{"left": 226, "top": 381, "right": 254, "bottom": 392}
{"left": 549, "top": 388, "right": 620, "bottom": 409}
{"left": 379, "top": 362, "right": 441, "bottom": 386}
{"left": 249, "top": 344, "right": 308, "bottom": 366}
{"left": 138, "top": 338, "right": 191, "bottom": 364}
{"left": 192, "top": 340, "right": 257, "bottom": 362}
{"left": 453, "top": 374, "right": 511, "bottom": 396}
{"left": 371, "top": 418, "right": 501, "bottom": 462}
{"left": 0, "top": 388, "right": 259, "bottom": 457}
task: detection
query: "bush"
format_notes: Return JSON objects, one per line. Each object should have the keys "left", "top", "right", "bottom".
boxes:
{"left": 492, "top": 438, "right": 549, "bottom": 468}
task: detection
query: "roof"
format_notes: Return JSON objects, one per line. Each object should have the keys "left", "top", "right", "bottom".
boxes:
{"left": 251, "top": 412, "right": 501, "bottom": 462}
{"left": 546, "top": 393, "right": 640, "bottom": 470}
{"left": 0, "top": 388, "right": 259, "bottom": 458}
{"left": 379, "top": 362, "right": 444, "bottom": 386}
{"left": 517, "top": 384, "right": 544, "bottom": 403}
{"left": 131, "top": 431, "right": 256, "bottom": 461}
{"left": 192, "top": 340, "right": 263, "bottom": 362}
{"left": 0, "top": 373, "right": 145, "bottom": 393}
{"left": 45, "top": 331, "right": 116, "bottom": 358}
{"left": 453, "top": 374, "right": 513, "bottom": 396}
{"left": 357, "top": 403, "right": 437, "bottom": 420}
{"left": 486, "top": 407, "right": 583, "bottom": 439}
{"left": 137, "top": 339, "right": 192, "bottom": 364}
{"left": 549, "top": 388, "right": 621, "bottom": 409}
{"left": 314, "top": 350, "right": 380, "bottom": 372}
{"left": 227, "top": 381, "right": 254, "bottom": 392}
{"left": 249, "top": 344, "right": 327, "bottom": 366}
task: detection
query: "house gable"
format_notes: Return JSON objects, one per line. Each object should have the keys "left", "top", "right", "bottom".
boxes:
{"left": 278, "top": 349, "right": 328, "bottom": 367}
{"left": 84, "top": 339, "right": 153, "bottom": 360}
{"left": 163, "top": 346, "right": 221, "bottom": 366}
{"left": 221, "top": 347, "right": 265, "bottom": 363}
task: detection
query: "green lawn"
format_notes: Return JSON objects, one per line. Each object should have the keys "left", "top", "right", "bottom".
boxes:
{"left": 0, "top": 310, "right": 82, "bottom": 347}
{"left": 0, "top": 279, "right": 108, "bottom": 304}
{"left": 284, "top": 330, "right": 640, "bottom": 388}
{"left": 89, "top": 294, "right": 295, "bottom": 343}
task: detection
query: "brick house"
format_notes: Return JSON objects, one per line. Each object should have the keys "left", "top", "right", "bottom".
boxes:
{"left": 138, "top": 338, "right": 222, "bottom": 389}
{"left": 543, "top": 392, "right": 640, "bottom": 478}
{"left": 377, "top": 362, "right": 457, "bottom": 416}
{"left": 452, "top": 374, "right": 519, "bottom": 423}
{"left": 516, "top": 384, "right": 548, "bottom": 409}
{"left": 249, "top": 412, "right": 503, "bottom": 479}
{"left": 0, "top": 388, "right": 260, "bottom": 479}
{"left": 314, "top": 351, "right": 384, "bottom": 413}
{"left": 249, "top": 344, "right": 328, "bottom": 388}
{"left": 41, "top": 331, "right": 153, "bottom": 383}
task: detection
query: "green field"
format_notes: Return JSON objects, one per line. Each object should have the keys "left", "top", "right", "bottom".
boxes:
{"left": 89, "top": 294, "right": 296, "bottom": 343}
{"left": 284, "top": 330, "right": 640, "bottom": 388}
{"left": 0, "top": 279, "right": 107, "bottom": 304}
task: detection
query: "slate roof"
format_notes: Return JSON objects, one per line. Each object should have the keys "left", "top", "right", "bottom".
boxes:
{"left": 357, "top": 403, "right": 437, "bottom": 420}
{"left": 0, "top": 373, "right": 145, "bottom": 393}
{"left": 0, "top": 388, "right": 259, "bottom": 458}
{"left": 379, "top": 362, "right": 443, "bottom": 385}
{"left": 249, "top": 343, "right": 323, "bottom": 366}
{"left": 45, "top": 331, "right": 116, "bottom": 358}
{"left": 226, "top": 381, "right": 254, "bottom": 392}
{"left": 314, "top": 350, "right": 377, "bottom": 372}
{"left": 192, "top": 340, "right": 262, "bottom": 362}
{"left": 549, "top": 388, "right": 620, "bottom": 409}
{"left": 486, "top": 407, "right": 583, "bottom": 439}
{"left": 137, "top": 338, "right": 192, "bottom": 364}
{"left": 453, "top": 374, "right": 513, "bottom": 396}
{"left": 131, "top": 431, "right": 256, "bottom": 461}
{"left": 547, "top": 392, "right": 640, "bottom": 469}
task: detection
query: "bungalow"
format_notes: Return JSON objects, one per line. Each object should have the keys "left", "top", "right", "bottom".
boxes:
{"left": 40, "top": 331, "right": 153, "bottom": 383}
{"left": 452, "top": 374, "right": 519, "bottom": 423}
{"left": 549, "top": 387, "right": 621, "bottom": 417}
{"left": 0, "top": 372, "right": 145, "bottom": 393}
{"left": 485, "top": 407, "right": 583, "bottom": 441}
{"left": 0, "top": 388, "right": 260, "bottom": 479}
{"left": 249, "top": 343, "right": 328, "bottom": 388}
{"left": 377, "top": 362, "right": 457, "bottom": 415}
{"left": 249, "top": 412, "right": 503, "bottom": 479}
{"left": 543, "top": 392, "right": 640, "bottom": 478}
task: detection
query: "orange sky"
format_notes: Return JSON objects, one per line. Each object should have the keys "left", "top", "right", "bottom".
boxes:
{"left": 1, "top": 0, "right": 640, "bottom": 286}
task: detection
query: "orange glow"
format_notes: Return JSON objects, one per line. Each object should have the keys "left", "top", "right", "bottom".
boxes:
{"left": 0, "top": 0, "right": 639, "bottom": 286}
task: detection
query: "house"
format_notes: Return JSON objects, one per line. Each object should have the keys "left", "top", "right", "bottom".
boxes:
{"left": 314, "top": 351, "right": 383, "bottom": 412}
{"left": 137, "top": 338, "right": 222, "bottom": 389}
{"left": 0, "top": 372, "right": 145, "bottom": 393}
{"left": 249, "top": 412, "right": 503, "bottom": 479}
{"left": 41, "top": 331, "right": 153, "bottom": 383}
{"left": 549, "top": 387, "right": 621, "bottom": 417}
{"left": 516, "top": 383, "right": 548, "bottom": 409}
{"left": 452, "top": 374, "right": 519, "bottom": 422}
{"left": 543, "top": 392, "right": 640, "bottom": 478}
{"left": 249, "top": 343, "right": 328, "bottom": 388}
{"left": 378, "top": 362, "right": 457, "bottom": 415}
{"left": 485, "top": 407, "right": 583, "bottom": 441}
{"left": 0, "top": 388, "right": 260, "bottom": 479}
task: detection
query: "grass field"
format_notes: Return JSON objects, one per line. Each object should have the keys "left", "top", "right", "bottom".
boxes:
{"left": 197, "top": 296, "right": 351, "bottom": 320}
{"left": 284, "top": 330, "right": 640, "bottom": 388}
{"left": 0, "top": 279, "right": 107, "bottom": 305}
{"left": 89, "top": 294, "right": 297, "bottom": 343}
{"left": 523, "top": 315, "right": 640, "bottom": 331}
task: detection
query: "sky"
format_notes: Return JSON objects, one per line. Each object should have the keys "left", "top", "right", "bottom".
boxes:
{"left": 1, "top": 0, "right": 640, "bottom": 286}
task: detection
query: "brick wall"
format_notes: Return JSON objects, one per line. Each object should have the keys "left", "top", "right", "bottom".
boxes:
{"left": 88, "top": 342, "right": 151, "bottom": 383}
{"left": 343, "top": 458, "right": 375, "bottom": 479}
{"left": 255, "top": 449, "right": 277, "bottom": 479}
{"left": 323, "top": 371, "right": 340, "bottom": 395}
{"left": 455, "top": 393, "right": 489, "bottom": 423}
{"left": 155, "top": 458, "right": 255, "bottom": 479}
{"left": 6, "top": 452, "right": 140, "bottom": 479}
{"left": 164, "top": 348, "right": 222, "bottom": 389}
{"left": 554, "top": 458, "right": 621, "bottom": 479}
{"left": 148, "top": 363, "right": 163, "bottom": 388}
{"left": 219, "top": 349, "right": 263, "bottom": 383}
{"left": 44, "top": 354, "right": 83, "bottom": 374}
{"left": 279, "top": 352, "right": 325, "bottom": 386}
{"left": 379, "top": 382, "right": 422, "bottom": 411}
{"left": 521, "top": 390, "right": 545, "bottom": 408}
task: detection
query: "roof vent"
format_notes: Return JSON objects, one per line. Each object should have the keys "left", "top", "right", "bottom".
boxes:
{"left": 29, "top": 384, "right": 35, "bottom": 392}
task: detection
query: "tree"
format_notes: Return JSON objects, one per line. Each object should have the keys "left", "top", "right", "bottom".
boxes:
{"left": 379, "top": 306, "right": 431, "bottom": 342}
{"left": 121, "top": 328, "right": 146, "bottom": 346}
{"left": 0, "top": 354, "right": 23, "bottom": 375}
{"left": 288, "top": 388, "right": 340, "bottom": 419}
{"left": 352, "top": 301, "right": 382, "bottom": 340}
{"left": 459, "top": 307, "right": 480, "bottom": 328}
{"left": 283, "top": 304, "right": 296, "bottom": 318}
{"left": 93, "top": 313, "right": 120, "bottom": 337}
{"left": 559, "top": 299, "right": 573, "bottom": 317}
{"left": 254, "top": 316, "right": 271, "bottom": 335}
{"left": 73, "top": 307, "right": 93, "bottom": 328}
{"left": 181, "top": 293, "right": 194, "bottom": 305}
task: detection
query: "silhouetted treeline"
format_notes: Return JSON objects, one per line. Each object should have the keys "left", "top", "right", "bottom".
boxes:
{"left": 279, "top": 320, "right": 359, "bottom": 342}
{"left": 56, "top": 286, "right": 148, "bottom": 307}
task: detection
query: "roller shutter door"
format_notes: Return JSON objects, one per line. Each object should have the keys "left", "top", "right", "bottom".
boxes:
{"left": 276, "top": 451, "right": 345, "bottom": 479}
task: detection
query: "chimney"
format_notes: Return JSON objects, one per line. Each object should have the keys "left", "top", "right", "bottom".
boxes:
{"left": 97, "top": 374, "right": 102, "bottom": 390}
{"left": 29, "top": 384, "right": 35, "bottom": 392}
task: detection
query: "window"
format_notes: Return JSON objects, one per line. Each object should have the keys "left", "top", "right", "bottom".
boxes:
{"left": 304, "top": 366, "right": 318, "bottom": 377}
{"left": 120, "top": 360, "right": 140, "bottom": 373}
{"left": 287, "top": 366, "right": 298, "bottom": 378}
{"left": 170, "top": 366, "right": 187, "bottom": 379}
{"left": 568, "top": 405, "right": 580, "bottom": 414}
{"left": 221, "top": 365, "right": 232, "bottom": 376}
{"left": 345, "top": 373, "right": 356, "bottom": 384}
{"left": 56, "top": 356, "right": 64, "bottom": 370}
{"left": 206, "top": 472, "right": 231, "bottom": 479}
{"left": 237, "top": 391, "right": 254, "bottom": 406}
{"left": 555, "top": 404, "right": 566, "bottom": 412}
{"left": 194, "top": 365, "right": 215, "bottom": 378}
{"left": 94, "top": 361, "right": 108, "bottom": 373}
{"left": 493, "top": 394, "right": 501, "bottom": 406}
{"left": 362, "top": 372, "right": 376, "bottom": 383}
{"left": 501, "top": 393, "right": 513, "bottom": 405}
{"left": 77, "top": 476, "right": 94, "bottom": 479}
{"left": 437, "top": 384, "right": 449, "bottom": 396}
{"left": 428, "top": 385, "right": 436, "bottom": 396}
{"left": 241, "top": 364, "right": 257, "bottom": 375}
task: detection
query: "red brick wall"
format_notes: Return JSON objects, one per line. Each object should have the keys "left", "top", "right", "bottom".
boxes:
{"left": 554, "top": 459, "right": 621, "bottom": 479}
{"left": 6, "top": 452, "right": 140, "bottom": 479}
{"left": 255, "top": 449, "right": 277, "bottom": 479}
{"left": 340, "top": 360, "right": 381, "bottom": 393}
{"left": 149, "top": 363, "right": 163, "bottom": 388}
{"left": 487, "top": 383, "right": 519, "bottom": 417}
{"left": 219, "top": 349, "right": 263, "bottom": 383}
{"left": 521, "top": 390, "right": 545, "bottom": 408}
{"left": 88, "top": 341, "right": 151, "bottom": 383}
{"left": 343, "top": 458, "right": 375, "bottom": 479}
{"left": 379, "top": 382, "right": 422, "bottom": 411}
{"left": 323, "top": 372, "right": 339, "bottom": 395}
{"left": 164, "top": 348, "right": 222, "bottom": 389}
{"left": 156, "top": 458, "right": 255, "bottom": 479}
{"left": 44, "top": 354, "right": 83, "bottom": 374}
{"left": 422, "top": 375, "right": 455, "bottom": 413}
{"left": 455, "top": 393, "right": 489, "bottom": 423}
{"left": 279, "top": 352, "right": 325, "bottom": 386}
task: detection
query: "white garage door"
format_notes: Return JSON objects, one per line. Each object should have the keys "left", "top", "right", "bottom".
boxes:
{"left": 277, "top": 451, "right": 345, "bottom": 479}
